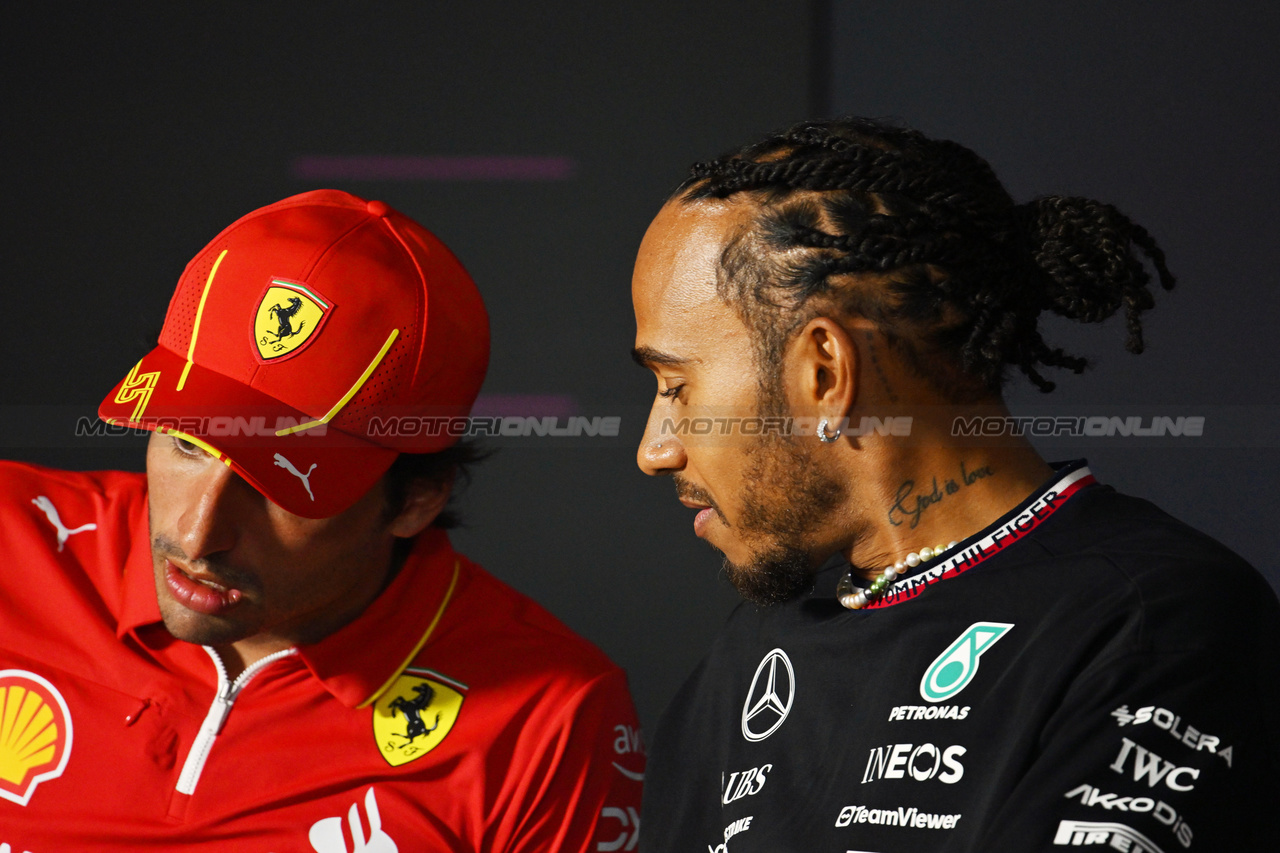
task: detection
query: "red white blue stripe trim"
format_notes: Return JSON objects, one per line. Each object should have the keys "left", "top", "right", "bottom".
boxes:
{"left": 866, "top": 464, "right": 1096, "bottom": 610}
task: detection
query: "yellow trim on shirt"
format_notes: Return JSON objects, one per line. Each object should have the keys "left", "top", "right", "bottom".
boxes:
{"left": 357, "top": 559, "right": 460, "bottom": 709}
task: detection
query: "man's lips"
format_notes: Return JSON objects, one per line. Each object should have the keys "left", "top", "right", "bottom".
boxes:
{"left": 678, "top": 497, "right": 718, "bottom": 538}
{"left": 692, "top": 508, "right": 716, "bottom": 538}
{"left": 163, "top": 558, "right": 244, "bottom": 616}
{"left": 674, "top": 474, "right": 724, "bottom": 539}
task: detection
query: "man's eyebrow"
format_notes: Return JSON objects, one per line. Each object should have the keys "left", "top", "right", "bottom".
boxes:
{"left": 631, "top": 345, "right": 691, "bottom": 369}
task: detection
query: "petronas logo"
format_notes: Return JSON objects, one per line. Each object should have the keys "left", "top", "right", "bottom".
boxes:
{"left": 919, "top": 622, "right": 1013, "bottom": 703}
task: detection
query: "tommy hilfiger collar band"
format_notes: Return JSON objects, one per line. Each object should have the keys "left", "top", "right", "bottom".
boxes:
{"left": 837, "top": 541, "right": 960, "bottom": 610}
{"left": 834, "top": 462, "right": 1097, "bottom": 611}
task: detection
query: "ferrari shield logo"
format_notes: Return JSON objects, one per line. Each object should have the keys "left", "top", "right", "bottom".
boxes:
{"left": 0, "top": 670, "right": 73, "bottom": 806}
{"left": 372, "top": 669, "right": 465, "bottom": 767}
{"left": 253, "top": 279, "right": 332, "bottom": 361}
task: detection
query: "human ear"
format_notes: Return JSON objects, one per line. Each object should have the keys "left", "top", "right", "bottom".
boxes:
{"left": 387, "top": 472, "right": 454, "bottom": 538}
{"left": 782, "top": 316, "right": 858, "bottom": 422}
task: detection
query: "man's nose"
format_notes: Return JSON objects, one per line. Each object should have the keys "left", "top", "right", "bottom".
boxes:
{"left": 637, "top": 406, "right": 686, "bottom": 476}
{"left": 173, "top": 462, "right": 243, "bottom": 561}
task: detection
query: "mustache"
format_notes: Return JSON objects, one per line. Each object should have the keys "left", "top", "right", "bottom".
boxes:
{"left": 673, "top": 474, "right": 729, "bottom": 526}
{"left": 151, "top": 535, "right": 257, "bottom": 589}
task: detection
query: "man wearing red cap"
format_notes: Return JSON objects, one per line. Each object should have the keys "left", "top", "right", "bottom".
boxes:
{"left": 0, "top": 191, "right": 645, "bottom": 850}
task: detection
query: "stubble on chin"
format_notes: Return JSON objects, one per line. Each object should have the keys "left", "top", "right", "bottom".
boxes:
{"left": 722, "top": 543, "right": 815, "bottom": 605}
{"left": 153, "top": 585, "right": 252, "bottom": 648}
{"left": 151, "top": 559, "right": 256, "bottom": 649}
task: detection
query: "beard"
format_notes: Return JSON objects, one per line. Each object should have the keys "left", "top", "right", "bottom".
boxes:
{"left": 730, "top": 429, "right": 846, "bottom": 604}
{"left": 722, "top": 542, "right": 815, "bottom": 607}
{"left": 678, "top": 422, "right": 847, "bottom": 606}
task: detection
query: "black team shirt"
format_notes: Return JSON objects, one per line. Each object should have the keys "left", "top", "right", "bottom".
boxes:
{"left": 641, "top": 461, "right": 1280, "bottom": 852}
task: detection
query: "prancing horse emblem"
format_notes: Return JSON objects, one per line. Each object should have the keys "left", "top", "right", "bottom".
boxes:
{"left": 372, "top": 670, "right": 466, "bottom": 767}
{"left": 388, "top": 683, "right": 440, "bottom": 745}
{"left": 263, "top": 297, "right": 306, "bottom": 346}
{"left": 252, "top": 280, "right": 331, "bottom": 361}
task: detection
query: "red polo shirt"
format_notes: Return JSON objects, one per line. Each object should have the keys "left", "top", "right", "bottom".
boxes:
{"left": 0, "top": 461, "right": 645, "bottom": 851}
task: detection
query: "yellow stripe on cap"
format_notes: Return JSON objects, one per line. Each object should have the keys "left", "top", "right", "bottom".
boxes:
{"left": 178, "top": 248, "right": 228, "bottom": 391}
{"left": 357, "top": 559, "right": 460, "bottom": 708}
{"left": 276, "top": 328, "right": 400, "bottom": 436}
{"left": 157, "top": 425, "right": 232, "bottom": 467}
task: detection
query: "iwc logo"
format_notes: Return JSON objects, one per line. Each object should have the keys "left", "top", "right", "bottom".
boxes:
{"left": 372, "top": 668, "right": 465, "bottom": 767}
{"left": 741, "top": 648, "right": 795, "bottom": 742}
{"left": 253, "top": 279, "right": 332, "bottom": 361}
{"left": 920, "top": 622, "right": 1012, "bottom": 702}
{"left": 0, "top": 670, "right": 73, "bottom": 806}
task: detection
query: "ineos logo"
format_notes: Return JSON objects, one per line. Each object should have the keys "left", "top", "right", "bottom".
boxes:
{"left": 741, "top": 648, "right": 794, "bottom": 742}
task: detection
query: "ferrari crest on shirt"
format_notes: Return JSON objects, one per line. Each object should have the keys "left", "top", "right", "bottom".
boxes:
{"left": 253, "top": 279, "right": 332, "bottom": 361}
{"left": 372, "top": 669, "right": 465, "bottom": 767}
{"left": 0, "top": 670, "right": 73, "bottom": 806}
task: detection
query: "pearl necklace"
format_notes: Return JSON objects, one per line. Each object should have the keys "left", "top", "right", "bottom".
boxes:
{"left": 837, "top": 540, "right": 959, "bottom": 610}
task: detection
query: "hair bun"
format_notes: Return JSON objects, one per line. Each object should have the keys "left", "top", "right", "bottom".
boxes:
{"left": 1018, "top": 196, "right": 1176, "bottom": 353}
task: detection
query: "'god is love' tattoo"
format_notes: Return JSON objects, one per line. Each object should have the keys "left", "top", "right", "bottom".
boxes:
{"left": 888, "top": 461, "right": 994, "bottom": 529}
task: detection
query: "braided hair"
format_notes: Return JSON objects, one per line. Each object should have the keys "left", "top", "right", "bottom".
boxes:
{"left": 675, "top": 117, "right": 1175, "bottom": 399}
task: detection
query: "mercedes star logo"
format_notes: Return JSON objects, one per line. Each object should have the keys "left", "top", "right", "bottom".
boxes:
{"left": 741, "top": 648, "right": 795, "bottom": 742}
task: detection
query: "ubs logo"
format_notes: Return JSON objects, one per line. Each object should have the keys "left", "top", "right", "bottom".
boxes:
{"left": 722, "top": 764, "right": 771, "bottom": 804}
{"left": 741, "top": 648, "right": 795, "bottom": 742}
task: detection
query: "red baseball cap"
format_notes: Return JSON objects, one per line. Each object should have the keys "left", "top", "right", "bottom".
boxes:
{"left": 99, "top": 189, "right": 489, "bottom": 518}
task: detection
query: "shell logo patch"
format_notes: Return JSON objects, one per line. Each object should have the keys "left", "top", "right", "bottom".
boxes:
{"left": 253, "top": 279, "right": 332, "bottom": 362}
{"left": 0, "top": 670, "right": 73, "bottom": 806}
{"left": 372, "top": 668, "right": 466, "bottom": 767}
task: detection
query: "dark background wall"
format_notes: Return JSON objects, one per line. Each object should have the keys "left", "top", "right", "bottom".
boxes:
{"left": 2, "top": 3, "right": 1275, "bottom": 733}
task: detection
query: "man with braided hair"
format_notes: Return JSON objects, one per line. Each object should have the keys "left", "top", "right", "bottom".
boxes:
{"left": 631, "top": 117, "right": 1278, "bottom": 851}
